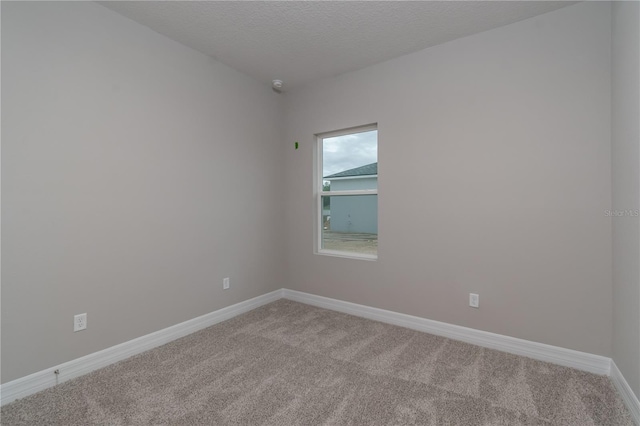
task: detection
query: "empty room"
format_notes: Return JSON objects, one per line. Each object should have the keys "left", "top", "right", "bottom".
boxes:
{"left": 2, "top": 1, "right": 639, "bottom": 424}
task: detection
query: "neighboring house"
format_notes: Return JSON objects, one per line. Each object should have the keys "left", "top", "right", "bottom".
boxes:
{"left": 324, "top": 162, "right": 377, "bottom": 233}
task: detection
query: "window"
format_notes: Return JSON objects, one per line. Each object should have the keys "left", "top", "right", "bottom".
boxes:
{"left": 316, "top": 124, "right": 378, "bottom": 259}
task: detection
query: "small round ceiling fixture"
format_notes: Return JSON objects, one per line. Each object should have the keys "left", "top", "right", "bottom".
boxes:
{"left": 272, "top": 79, "right": 283, "bottom": 93}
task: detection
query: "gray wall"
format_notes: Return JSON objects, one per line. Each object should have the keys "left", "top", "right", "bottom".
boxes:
{"left": 1, "top": 2, "right": 284, "bottom": 383}
{"left": 283, "top": 2, "right": 613, "bottom": 356}
{"left": 612, "top": 1, "right": 640, "bottom": 398}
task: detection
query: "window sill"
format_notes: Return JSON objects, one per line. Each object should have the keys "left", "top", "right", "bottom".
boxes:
{"left": 316, "top": 249, "right": 377, "bottom": 261}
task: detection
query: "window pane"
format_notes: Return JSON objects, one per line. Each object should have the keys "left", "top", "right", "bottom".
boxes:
{"left": 322, "top": 130, "right": 377, "bottom": 188}
{"left": 321, "top": 195, "right": 377, "bottom": 255}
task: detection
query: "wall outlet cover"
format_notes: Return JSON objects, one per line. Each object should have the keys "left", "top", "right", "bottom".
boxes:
{"left": 469, "top": 293, "right": 479, "bottom": 308}
{"left": 74, "top": 313, "right": 87, "bottom": 332}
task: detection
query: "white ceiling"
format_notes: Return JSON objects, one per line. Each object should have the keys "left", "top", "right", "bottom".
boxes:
{"left": 100, "top": 1, "right": 576, "bottom": 91}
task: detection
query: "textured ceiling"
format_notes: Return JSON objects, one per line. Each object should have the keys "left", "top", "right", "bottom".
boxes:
{"left": 100, "top": 1, "right": 576, "bottom": 91}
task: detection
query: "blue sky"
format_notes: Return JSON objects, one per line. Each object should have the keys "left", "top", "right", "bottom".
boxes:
{"left": 322, "top": 130, "right": 377, "bottom": 177}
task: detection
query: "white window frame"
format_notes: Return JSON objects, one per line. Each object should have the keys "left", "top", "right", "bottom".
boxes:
{"left": 315, "top": 124, "right": 378, "bottom": 260}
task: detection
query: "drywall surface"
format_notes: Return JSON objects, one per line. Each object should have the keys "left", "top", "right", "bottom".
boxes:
{"left": 283, "top": 2, "right": 613, "bottom": 356}
{"left": 612, "top": 0, "right": 640, "bottom": 398}
{"left": 1, "top": 2, "right": 283, "bottom": 383}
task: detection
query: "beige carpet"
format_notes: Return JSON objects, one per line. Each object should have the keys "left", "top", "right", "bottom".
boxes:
{"left": 1, "top": 299, "right": 633, "bottom": 425}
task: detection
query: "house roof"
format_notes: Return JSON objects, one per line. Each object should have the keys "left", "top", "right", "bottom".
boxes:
{"left": 324, "top": 162, "right": 377, "bottom": 179}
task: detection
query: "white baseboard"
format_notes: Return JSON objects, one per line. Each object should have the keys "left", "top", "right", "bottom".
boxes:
{"left": 282, "top": 289, "right": 611, "bottom": 375}
{"left": 0, "top": 289, "right": 284, "bottom": 406}
{"left": 611, "top": 361, "right": 640, "bottom": 425}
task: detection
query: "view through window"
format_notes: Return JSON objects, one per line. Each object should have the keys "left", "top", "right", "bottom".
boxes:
{"left": 317, "top": 125, "right": 378, "bottom": 258}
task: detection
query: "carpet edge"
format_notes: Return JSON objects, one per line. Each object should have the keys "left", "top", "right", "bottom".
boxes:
{"left": 281, "top": 289, "right": 611, "bottom": 375}
{"left": 0, "top": 289, "right": 284, "bottom": 406}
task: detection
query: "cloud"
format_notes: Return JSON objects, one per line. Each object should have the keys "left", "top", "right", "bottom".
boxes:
{"left": 323, "top": 130, "right": 377, "bottom": 177}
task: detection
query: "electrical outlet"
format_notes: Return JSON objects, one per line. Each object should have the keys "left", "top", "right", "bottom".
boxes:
{"left": 74, "top": 313, "right": 87, "bottom": 332}
{"left": 469, "top": 293, "right": 479, "bottom": 308}
{"left": 223, "top": 277, "right": 230, "bottom": 290}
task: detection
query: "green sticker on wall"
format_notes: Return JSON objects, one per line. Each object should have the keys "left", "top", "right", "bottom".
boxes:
{"left": 295, "top": 142, "right": 299, "bottom": 150}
